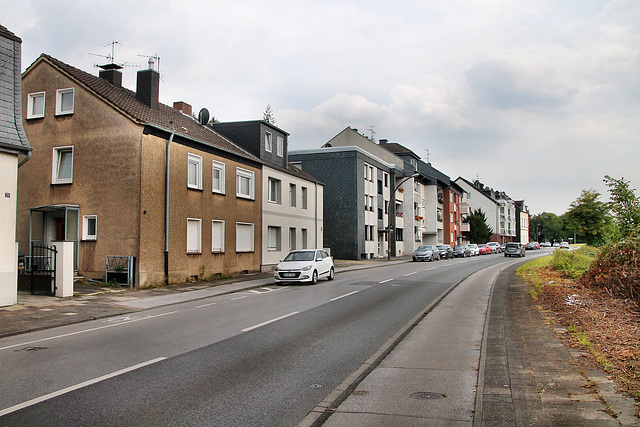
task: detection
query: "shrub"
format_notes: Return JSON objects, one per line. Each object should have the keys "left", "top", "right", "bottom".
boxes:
{"left": 580, "top": 237, "right": 640, "bottom": 305}
{"left": 550, "top": 246, "right": 596, "bottom": 279}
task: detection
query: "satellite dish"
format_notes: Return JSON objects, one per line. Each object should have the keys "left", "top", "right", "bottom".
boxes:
{"left": 198, "top": 108, "right": 210, "bottom": 125}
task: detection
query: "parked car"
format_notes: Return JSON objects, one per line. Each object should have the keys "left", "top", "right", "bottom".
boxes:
{"left": 525, "top": 242, "right": 536, "bottom": 250}
{"left": 552, "top": 242, "right": 560, "bottom": 247}
{"left": 274, "top": 249, "right": 334, "bottom": 285}
{"left": 477, "top": 244, "right": 491, "bottom": 255}
{"left": 436, "top": 245, "right": 454, "bottom": 259}
{"left": 534, "top": 242, "right": 541, "bottom": 249}
{"left": 540, "top": 242, "right": 551, "bottom": 247}
{"left": 560, "top": 241, "right": 570, "bottom": 249}
{"left": 413, "top": 245, "right": 440, "bottom": 262}
{"left": 468, "top": 243, "right": 479, "bottom": 256}
{"left": 486, "top": 242, "right": 501, "bottom": 254}
{"left": 504, "top": 242, "right": 525, "bottom": 257}
{"left": 453, "top": 244, "right": 471, "bottom": 258}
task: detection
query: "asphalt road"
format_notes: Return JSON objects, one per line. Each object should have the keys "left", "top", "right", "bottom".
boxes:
{"left": 0, "top": 252, "right": 530, "bottom": 426}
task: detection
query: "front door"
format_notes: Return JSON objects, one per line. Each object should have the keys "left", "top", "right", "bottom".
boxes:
{"left": 56, "top": 218, "right": 65, "bottom": 240}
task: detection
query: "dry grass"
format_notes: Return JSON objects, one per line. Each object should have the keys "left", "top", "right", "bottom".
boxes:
{"left": 525, "top": 267, "right": 640, "bottom": 403}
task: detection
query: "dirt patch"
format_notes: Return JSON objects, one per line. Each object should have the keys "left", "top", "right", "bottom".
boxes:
{"left": 527, "top": 267, "right": 640, "bottom": 408}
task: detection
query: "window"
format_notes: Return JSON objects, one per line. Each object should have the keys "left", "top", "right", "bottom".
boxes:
{"left": 82, "top": 215, "right": 97, "bottom": 241}
{"left": 289, "top": 184, "right": 296, "bottom": 207}
{"left": 236, "top": 168, "right": 255, "bottom": 199}
{"left": 301, "top": 187, "right": 308, "bottom": 209}
{"left": 277, "top": 136, "right": 283, "bottom": 157}
{"left": 265, "top": 132, "right": 273, "bottom": 152}
{"left": 27, "top": 92, "right": 45, "bottom": 119}
{"left": 212, "top": 161, "right": 225, "bottom": 194}
{"left": 396, "top": 228, "right": 404, "bottom": 241}
{"left": 268, "top": 178, "right": 281, "bottom": 203}
{"left": 451, "top": 213, "right": 454, "bottom": 222}
{"left": 187, "top": 218, "right": 202, "bottom": 254}
{"left": 188, "top": 154, "right": 202, "bottom": 190}
{"left": 450, "top": 193, "right": 453, "bottom": 203}
{"left": 289, "top": 227, "right": 296, "bottom": 250}
{"left": 378, "top": 208, "right": 383, "bottom": 220}
{"left": 52, "top": 146, "right": 73, "bottom": 184}
{"left": 369, "top": 196, "right": 374, "bottom": 211}
{"left": 378, "top": 179, "right": 383, "bottom": 194}
{"left": 55, "top": 88, "right": 74, "bottom": 115}
{"left": 236, "top": 222, "right": 254, "bottom": 252}
{"left": 301, "top": 228, "right": 308, "bottom": 249}
{"left": 384, "top": 173, "right": 389, "bottom": 188}
{"left": 268, "top": 226, "right": 281, "bottom": 251}
{"left": 212, "top": 220, "right": 225, "bottom": 252}
{"left": 384, "top": 200, "right": 389, "bottom": 215}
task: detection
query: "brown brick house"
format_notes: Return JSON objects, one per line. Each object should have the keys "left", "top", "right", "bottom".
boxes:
{"left": 18, "top": 54, "right": 262, "bottom": 287}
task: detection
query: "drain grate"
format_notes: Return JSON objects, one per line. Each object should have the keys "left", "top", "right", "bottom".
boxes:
{"left": 411, "top": 391, "right": 446, "bottom": 400}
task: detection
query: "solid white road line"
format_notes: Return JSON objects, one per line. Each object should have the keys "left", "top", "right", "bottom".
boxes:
{"left": 241, "top": 312, "right": 300, "bottom": 332}
{"left": 0, "top": 357, "right": 167, "bottom": 417}
{"left": 330, "top": 291, "right": 359, "bottom": 302}
{"left": 0, "top": 311, "right": 178, "bottom": 352}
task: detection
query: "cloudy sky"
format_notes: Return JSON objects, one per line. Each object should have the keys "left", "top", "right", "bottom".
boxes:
{"left": 4, "top": 0, "right": 639, "bottom": 215}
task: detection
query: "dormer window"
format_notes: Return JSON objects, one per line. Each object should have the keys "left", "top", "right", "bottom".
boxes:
{"left": 55, "top": 88, "right": 75, "bottom": 116}
{"left": 265, "top": 132, "right": 273, "bottom": 152}
{"left": 277, "top": 136, "right": 283, "bottom": 157}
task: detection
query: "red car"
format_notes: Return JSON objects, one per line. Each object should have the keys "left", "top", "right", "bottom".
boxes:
{"left": 477, "top": 244, "right": 491, "bottom": 255}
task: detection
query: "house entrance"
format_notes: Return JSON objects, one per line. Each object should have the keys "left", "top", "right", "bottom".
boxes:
{"left": 29, "top": 205, "right": 79, "bottom": 271}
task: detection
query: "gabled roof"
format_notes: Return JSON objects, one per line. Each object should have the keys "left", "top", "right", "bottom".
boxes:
{"left": 23, "top": 54, "right": 257, "bottom": 162}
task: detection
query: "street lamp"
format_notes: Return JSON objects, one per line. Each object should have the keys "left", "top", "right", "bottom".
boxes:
{"left": 387, "top": 172, "right": 420, "bottom": 260}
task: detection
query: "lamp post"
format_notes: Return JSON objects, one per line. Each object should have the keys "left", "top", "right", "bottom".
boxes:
{"left": 387, "top": 172, "right": 420, "bottom": 260}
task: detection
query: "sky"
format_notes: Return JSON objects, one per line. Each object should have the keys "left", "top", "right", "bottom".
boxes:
{"left": 3, "top": 0, "right": 640, "bottom": 215}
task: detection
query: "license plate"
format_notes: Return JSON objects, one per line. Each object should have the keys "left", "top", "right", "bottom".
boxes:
{"left": 282, "top": 273, "right": 296, "bottom": 278}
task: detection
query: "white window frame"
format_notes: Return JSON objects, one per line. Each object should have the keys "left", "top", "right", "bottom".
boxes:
{"left": 187, "top": 218, "right": 202, "bottom": 254}
{"left": 236, "top": 168, "right": 255, "bottom": 200}
{"left": 267, "top": 226, "right": 281, "bottom": 251}
{"left": 55, "top": 87, "right": 75, "bottom": 116}
{"left": 52, "top": 146, "right": 74, "bottom": 184}
{"left": 188, "top": 153, "right": 203, "bottom": 190}
{"left": 236, "top": 222, "right": 254, "bottom": 252}
{"left": 27, "top": 92, "right": 45, "bottom": 119}
{"left": 82, "top": 215, "right": 97, "bottom": 241}
{"left": 265, "top": 132, "right": 273, "bottom": 153}
{"left": 212, "top": 220, "right": 225, "bottom": 253}
{"left": 268, "top": 178, "right": 281, "bottom": 204}
{"left": 276, "top": 136, "right": 283, "bottom": 157}
{"left": 212, "top": 160, "right": 225, "bottom": 194}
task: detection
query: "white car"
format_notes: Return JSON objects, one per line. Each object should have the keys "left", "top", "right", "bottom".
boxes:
{"left": 468, "top": 243, "right": 480, "bottom": 256}
{"left": 274, "top": 249, "right": 335, "bottom": 285}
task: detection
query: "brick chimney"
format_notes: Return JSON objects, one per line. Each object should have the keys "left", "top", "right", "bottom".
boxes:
{"left": 136, "top": 57, "right": 159, "bottom": 109}
{"left": 173, "top": 101, "right": 192, "bottom": 116}
{"left": 98, "top": 63, "right": 123, "bottom": 87}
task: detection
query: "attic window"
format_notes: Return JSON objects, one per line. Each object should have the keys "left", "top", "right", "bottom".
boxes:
{"left": 55, "top": 88, "right": 75, "bottom": 116}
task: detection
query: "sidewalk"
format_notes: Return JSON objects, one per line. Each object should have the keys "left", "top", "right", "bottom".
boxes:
{"left": 2, "top": 258, "right": 638, "bottom": 425}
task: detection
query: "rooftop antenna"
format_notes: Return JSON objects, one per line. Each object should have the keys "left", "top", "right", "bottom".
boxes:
{"left": 366, "top": 124, "right": 376, "bottom": 142}
{"left": 138, "top": 54, "right": 164, "bottom": 81}
{"left": 89, "top": 40, "right": 137, "bottom": 70}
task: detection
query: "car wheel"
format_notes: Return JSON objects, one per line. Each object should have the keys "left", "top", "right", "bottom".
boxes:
{"left": 275, "top": 281, "right": 283, "bottom": 286}
{"left": 327, "top": 267, "right": 335, "bottom": 281}
{"left": 311, "top": 270, "right": 318, "bottom": 285}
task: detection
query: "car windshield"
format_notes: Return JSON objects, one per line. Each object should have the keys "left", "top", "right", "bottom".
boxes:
{"left": 506, "top": 243, "right": 518, "bottom": 248}
{"left": 283, "top": 251, "right": 315, "bottom": 262}
{"left": 416, "top": 246, "right": 431, "bottom": 251}
{"left": 454, "top": 245, "right": 466, "bottom": 250}
{"left": 437, "top": 245, "right": 447, "bottom": 249}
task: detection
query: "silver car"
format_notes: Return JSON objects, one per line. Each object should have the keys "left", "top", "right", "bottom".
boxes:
{"left": 504, "top": 242, "right": 525, "bottom": 257}
{"left": 413, "top": 245, "right": 440, "bottom": 262}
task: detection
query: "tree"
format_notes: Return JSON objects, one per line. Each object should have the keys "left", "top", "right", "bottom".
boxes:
{"left": 263, "top": 104, "right": 276, "bottom": 125}
{"left": 529, "top": 212, "right": 564, "bottom": 243}
{"left": 467, "top": 208, "right": 493, "bottom": 243}
{"left": 564, "top": 189, "right": 612, "bottom": 246}
{"left": 604, "top": 175, "right": 640, "bottom": 238}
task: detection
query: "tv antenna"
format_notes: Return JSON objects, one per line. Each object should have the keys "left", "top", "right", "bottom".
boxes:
{"left": 366, "top": 124, "right": 376, "bottom": 142}
{"left": 138, "top": 54, "right": 160, "bottom": 72}
{"left": 89, "top": 40, "right": 121, "bottom": 64}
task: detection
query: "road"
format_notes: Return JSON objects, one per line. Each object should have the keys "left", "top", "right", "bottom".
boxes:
{"left": 0, "top": 251, "right": 540, "bottom": 426}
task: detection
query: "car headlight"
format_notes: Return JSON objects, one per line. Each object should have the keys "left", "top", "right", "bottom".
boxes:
{"left": 301, "top": 265, "right": 313, "bottom": 271}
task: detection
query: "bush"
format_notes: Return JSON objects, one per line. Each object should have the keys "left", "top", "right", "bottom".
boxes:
{"left": 580, "top": 238, "right": 640, "bottom": 305}
{"left": 550, "top": 246, "right": 597, "bottom": 279}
